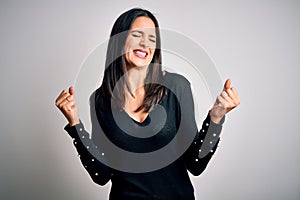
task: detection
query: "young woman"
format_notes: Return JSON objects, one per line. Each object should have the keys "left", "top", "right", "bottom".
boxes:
{"left": 55, "top": 8, "right": 240, "bottom": 200}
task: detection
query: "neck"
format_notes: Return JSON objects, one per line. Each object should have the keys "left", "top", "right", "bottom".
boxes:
{"left": 126, "top": 65, "right": 148, "bottom": 93}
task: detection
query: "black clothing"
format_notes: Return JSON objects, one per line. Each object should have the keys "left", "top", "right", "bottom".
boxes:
{"left": 64, "top": 71, "right": 224, "bottom": 200}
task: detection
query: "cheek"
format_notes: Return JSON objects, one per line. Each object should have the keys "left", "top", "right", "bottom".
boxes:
{"left": 148, "top": 48, "right": 156, "bottom": 59}
{"left": 124, "top": 40, "right": 134, "bottom": 62}
{"left": 125, "top": 37, "right": 139, "bottom": 49}
{"left": 124, "top": 41, "right": 131, "bottom": 54}
{"left": 125, "top": 51, "right": 133, "bottom": 64}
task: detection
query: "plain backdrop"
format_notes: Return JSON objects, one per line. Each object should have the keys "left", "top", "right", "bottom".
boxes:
{"left": 1, "top": 0, "right": 299, "bottom": 200}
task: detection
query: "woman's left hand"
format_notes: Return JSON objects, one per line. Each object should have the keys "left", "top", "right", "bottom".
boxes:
{"left": 210, "top": 79, "right": 240, "bottom": 123}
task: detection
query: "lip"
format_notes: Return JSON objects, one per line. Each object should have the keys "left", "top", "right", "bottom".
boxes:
{"left": 133, "top": 49, "right": 148, "bottom": 59}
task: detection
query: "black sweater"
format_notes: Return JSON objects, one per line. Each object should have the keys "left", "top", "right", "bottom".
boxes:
{"left": 64, "top": 71, "right": 224, "bottom": 200}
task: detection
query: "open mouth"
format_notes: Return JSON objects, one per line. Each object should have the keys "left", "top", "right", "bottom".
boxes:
{"left": 133, "top": 49, "right": 148, "bottom": 59}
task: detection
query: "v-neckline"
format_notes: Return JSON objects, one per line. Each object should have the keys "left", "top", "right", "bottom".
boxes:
{"left": 129, "top": 112, "right": 151, "bottom": 126}
{"left": 121, "top": 108, "right": 151, "bottom": 125}
{"left": 121, "top": 71, "right": 169, "bottom": 125}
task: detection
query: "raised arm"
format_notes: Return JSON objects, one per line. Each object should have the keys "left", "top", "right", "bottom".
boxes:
{"left": 183, "top": 79, "right": 239, "bottom": 176}
{"left": 55, "top": 86, "right": 112, "bottom": 185}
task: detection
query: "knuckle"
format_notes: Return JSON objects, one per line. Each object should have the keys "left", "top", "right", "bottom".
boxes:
{"left": 62, "top": 105, "right": 68, "bottom": 111}
{"left": 58, "top": 103, "right": 63, "bottom": 109}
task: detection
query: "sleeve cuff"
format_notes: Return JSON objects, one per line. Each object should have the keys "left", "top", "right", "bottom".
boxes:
{"left": 206, "top": 113, "right": 225, "bottom": 132}
{"left": 197, "top": 113, "right": 225, "bottom": 158}
{"left": 64, "top": 121, "right": 85, "bottom": 139}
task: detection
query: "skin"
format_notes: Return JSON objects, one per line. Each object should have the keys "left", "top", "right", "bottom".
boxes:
{"left": 55, "top": 16, "right": 240, "bottom": 126}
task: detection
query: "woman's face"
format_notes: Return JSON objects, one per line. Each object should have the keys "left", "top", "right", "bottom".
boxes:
{"left": 124, "top": 16, "right": 157, "bottom": 69}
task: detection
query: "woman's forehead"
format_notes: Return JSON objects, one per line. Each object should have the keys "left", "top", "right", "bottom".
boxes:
{"left": 130, "top": 16, "right": 156, "bottom": 31}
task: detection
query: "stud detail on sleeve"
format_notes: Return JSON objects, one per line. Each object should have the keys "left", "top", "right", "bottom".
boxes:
{"left": 79, "top": 128, "right": 83, "bottom": 132}
{"left": 210, "top": 150, "right": 214, "bottom": 153}
{"left": 213, "top": 133, "right": 216, "bottom": 137}
{"left": 210, "top": 141, "right": 213, "bottom": 144}
{"left": 195, "top": 158, "right": 199, "bottom": 162}
{"left": 101, "top": 153, "right": 105, "bottom": 156}
{"left": 82, "top": 135, "right": 85, "bottom": 139}
{"left": 87, "top": 146, "right": 89, "bottom": 149}
{"left": 206, "top": 123, "right": 209, "bottom": 126}
{"left": 91, "top": 159, "right": 94, "bottom": 162}
{"left": 95, "top": 173, "right": 98, "bottom": 176}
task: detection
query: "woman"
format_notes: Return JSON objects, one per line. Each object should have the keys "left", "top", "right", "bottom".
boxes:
{"left": 55, "top": 8, "right": 240, "bottom": 200}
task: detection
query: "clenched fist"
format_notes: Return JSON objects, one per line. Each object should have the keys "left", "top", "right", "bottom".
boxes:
{"left": 55, "top": 86, "right": 80, "bottom": 126}
{"left": 210, "top": 79, "right": 240, "bottom": 123}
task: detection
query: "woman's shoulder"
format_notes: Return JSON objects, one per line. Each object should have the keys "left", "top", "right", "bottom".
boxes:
{"left": 90, "top": 87, "right": 110, "bottom": 113}
{"left": 163, "top": 70, "right": 191, "bottom": 91}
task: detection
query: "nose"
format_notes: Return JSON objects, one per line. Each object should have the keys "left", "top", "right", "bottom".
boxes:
{"left": 139, "top": 36, "right": 149, "bottom": 48}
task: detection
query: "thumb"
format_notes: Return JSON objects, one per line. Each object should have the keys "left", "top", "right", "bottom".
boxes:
{"left": 223, "top": 79, "right": 231, "bottom": 91}
{"left": 69, "top": 86, "right": 75, "bottom": 95}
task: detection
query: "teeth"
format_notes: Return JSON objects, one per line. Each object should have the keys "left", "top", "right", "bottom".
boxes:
{"left": 135, "top": 50, "right": 146, "bottom": 57}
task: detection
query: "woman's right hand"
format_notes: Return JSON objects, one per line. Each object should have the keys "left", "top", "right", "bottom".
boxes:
{"left": 55, "top": 86, "right": 80, "bottom": 126}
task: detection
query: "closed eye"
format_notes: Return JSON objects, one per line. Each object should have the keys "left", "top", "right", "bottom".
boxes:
{"left": 149, "top": 35, "right": 156, "bottom": 43}
{"left": 132, "top": 33, "right": 141, "bottom": 37}
{"left": 131, "top": 30, "right": 142, "bottom": 37}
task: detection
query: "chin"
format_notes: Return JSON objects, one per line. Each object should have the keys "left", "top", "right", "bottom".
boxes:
{"left": 134, "top": 64, "right": 149, "bottom": 69}
{"left": 131, "top": 60, "right": 151, "bottom": 68}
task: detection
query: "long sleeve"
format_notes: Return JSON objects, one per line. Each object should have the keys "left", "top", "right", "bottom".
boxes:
{"left": 179, "top": 81, "right": 225, "bottom": 176}
{"left": 184, "top": 114, "right": 224, "bottom": 176}
{"left": 64, "top": 121, "right": 112, "bottom": 186}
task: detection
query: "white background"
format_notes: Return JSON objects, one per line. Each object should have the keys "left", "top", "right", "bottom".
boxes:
{"left": 1, "top": 0, "right": 299, "bottom": 199}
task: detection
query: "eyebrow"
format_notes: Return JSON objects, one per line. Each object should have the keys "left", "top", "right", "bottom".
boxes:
{"left": 131, "top": 30, "right": 156, "bottom": 39}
